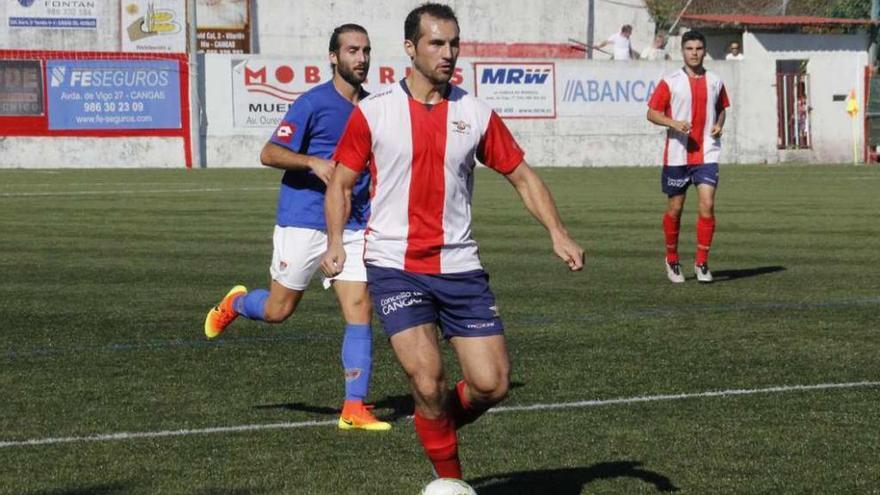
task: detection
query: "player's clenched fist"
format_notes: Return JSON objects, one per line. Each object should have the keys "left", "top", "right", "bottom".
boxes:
{"left": 552, "top": 234, "right": 585, "bottom": 271}
{"left": 320, "top": 244, "right": 346, "bottom": 277}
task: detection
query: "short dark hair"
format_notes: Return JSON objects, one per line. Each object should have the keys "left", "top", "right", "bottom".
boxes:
{"left": 329, "top": 23, "right": 368, "bottom": 53}
{"left": 404, "top": 2, "right": 459, "bottom": 44}
{"left": 681, "top": 30, "right": 706, "bottom": 47}
{"left": 621, "top": 24, "right": 633, "bottom": 33}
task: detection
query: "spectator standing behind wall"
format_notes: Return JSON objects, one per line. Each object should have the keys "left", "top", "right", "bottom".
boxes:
{"left": 641, "top": 34, "right": 670, "bottom": 61}
{"left": 595, "top": 25, "right": 639, "bottom": 60}
{"left": 725, "top": 41, "right": 743, "bottom": 60}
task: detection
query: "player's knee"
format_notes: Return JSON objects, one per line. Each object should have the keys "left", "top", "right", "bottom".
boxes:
{"left": 468, "top": 372, "right": 509, "bottom": 405}
{"left": 411, "top": 375, "right": 446, "bottom": 407}
{"left": 698, "top": 200, "right": 715, "bottom": 216}
{"left": 346, "top": 296, "right": 371, "bottom": 319}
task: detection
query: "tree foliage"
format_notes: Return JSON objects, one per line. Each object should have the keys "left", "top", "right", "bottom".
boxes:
{"left": 644, "top": 0, "right": 872, "bottom": 29}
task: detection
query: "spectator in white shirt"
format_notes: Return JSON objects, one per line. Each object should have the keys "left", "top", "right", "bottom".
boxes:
{"left": 641, "top": 34, "right": 670, "bottom": 61}
{"left": 725, "top": 41, "right": 744, "bottom": 60}
{"left": 595, "top": 24, "right": 638, "bottom": 61}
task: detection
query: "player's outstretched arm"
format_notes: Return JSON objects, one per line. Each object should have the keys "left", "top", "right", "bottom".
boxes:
{"left": 504, "top": 162, "right": 585, "bottom": 271}
{"left": 320, "top": 164, "right": 358, "bottom": 277}
{"left": 260, "top": 142, "right": 337, "bottom": 185}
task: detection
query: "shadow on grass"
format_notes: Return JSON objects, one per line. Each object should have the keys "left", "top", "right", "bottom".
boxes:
{"left": 253, "top": 382, "right": 526, "bottom": 422}
{"left": 31, "top": 484, "right": 264, "bottom": 495}
{"left": 190, "top": 490, "right": 266, "bottom": 495}
{"left": 709, "top": 265, "right": 786, "bottom": 282}
{"left": 31, "top": 483, "right": 130, "bottom": 495}
{"left": 469, "top": 461, "right": 679, "bottom": 494}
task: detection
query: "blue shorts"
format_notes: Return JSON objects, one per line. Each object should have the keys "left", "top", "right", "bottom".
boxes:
{"left": 661, "top": 163, "right": 719, "bottom": 196}
{"left": 366, "top": 265, "right": 504, "bottom": 339}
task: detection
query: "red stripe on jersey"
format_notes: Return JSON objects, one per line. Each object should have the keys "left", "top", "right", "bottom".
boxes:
{"left": 333, "top": 106, "right": 372, "bottom": 173}
{"left": 687, "top": 76, "right": 708, "bottom": 166}
{"left": 364, "top": 151, "right": 377, "bottom": 240}
{"left": 663, "top": 100, "right": 673, "bottom": 167}
{"left": 647, "top": 80, "right": 671, "bottom": 112}
{"left": 716, "top": 84, "right": 730, "bottom": 114}
{"left": 648, "top": 81, "right": 673, "bottom": 167}
{"left": 404, "top": 100, "right": 448, "bottom": 273}
{"left": 477, "top": 112, "right": 525, "bottom": 173}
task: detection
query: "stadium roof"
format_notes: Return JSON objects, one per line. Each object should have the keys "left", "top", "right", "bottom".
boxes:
{"left": 680, "top": 13, "right": 879, "bottom": 28}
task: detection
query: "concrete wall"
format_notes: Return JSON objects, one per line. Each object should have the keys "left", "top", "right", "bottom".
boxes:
{"left": 0, "top": 137, "right": 186, "bottom": 168}
{"left": 0, "top": 2, "right": 871, "bottom": 168}
{"left": 739, "top": 31, "right": 869, "bottom": 163}
{"left": 253, "top": 0, "right": 654, "bottom": 60}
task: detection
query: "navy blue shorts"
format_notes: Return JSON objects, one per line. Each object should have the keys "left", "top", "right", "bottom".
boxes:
{"left": 366, "top": 265, "right": 504, "bottom": 339}
{"left": 661, "top": 163, "right": 719, "bottom": 196}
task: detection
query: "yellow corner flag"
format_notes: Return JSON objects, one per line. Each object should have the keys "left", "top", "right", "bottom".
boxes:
{"left": 846, "top": 89, "right": 860, "bottom": 163}
{"left": 846, "top": 89, "right": 859, "bottom": 117}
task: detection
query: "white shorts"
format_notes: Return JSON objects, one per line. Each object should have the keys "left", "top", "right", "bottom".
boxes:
{"left": 270, "top": 226, "right": 367, "bottom": 291}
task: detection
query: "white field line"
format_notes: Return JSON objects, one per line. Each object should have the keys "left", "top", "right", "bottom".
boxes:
{"left": 1, "top": 380, "right": 877, "bottom": 449}
{"left": 0, "top": 187, "right": 276, "bottom": 197}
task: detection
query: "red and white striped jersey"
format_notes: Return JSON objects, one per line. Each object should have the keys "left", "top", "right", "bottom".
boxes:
{"left": 648, "top": 69, "right": 730, "bottom": 167}
{"left": 334, "top": 81, "right": 524, "bottom": 274}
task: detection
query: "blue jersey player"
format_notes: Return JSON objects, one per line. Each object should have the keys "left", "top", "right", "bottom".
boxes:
{"left": 204, "top": 24, "right": 390, "bottom": 431}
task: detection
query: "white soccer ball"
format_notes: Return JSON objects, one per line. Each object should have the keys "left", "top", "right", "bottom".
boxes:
{"left": 420, "top": 478, "right": 477, "bottom": 495}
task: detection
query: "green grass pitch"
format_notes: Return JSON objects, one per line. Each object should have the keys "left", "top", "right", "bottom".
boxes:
{"left": 0, "top": 165, "right": 878, "bottom": 494}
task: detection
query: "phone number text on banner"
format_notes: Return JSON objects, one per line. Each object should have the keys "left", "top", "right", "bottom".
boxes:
{"left": 47, "top": 59, "right": 181, "bottom": 130}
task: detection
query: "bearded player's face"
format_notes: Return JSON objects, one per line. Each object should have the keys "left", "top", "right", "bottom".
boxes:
{"left": 407, "top": 15, "right": 459, "bottom": 85}
{"left": 332, "top": 31, "right": 371, "bottom": 86}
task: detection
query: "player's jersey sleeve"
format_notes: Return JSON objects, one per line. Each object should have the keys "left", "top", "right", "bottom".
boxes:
{"left": 269, "top": 94, "right": 314, "bottom": 152}
{"left": 333, "top": 106, "right": 372, "bottom": 173}
{"left": 647, "top": 79, "right": 671, "bottom": 112}
{"left": 476, "top": 111, "right": 525, "bottom": 174}
{"left": 716, "top": 83, "right": 731, "bottom": 114}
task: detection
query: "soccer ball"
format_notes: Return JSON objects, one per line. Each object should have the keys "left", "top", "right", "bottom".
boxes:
{"left": 420, "top": 478, "right": 477, "bottom": 495}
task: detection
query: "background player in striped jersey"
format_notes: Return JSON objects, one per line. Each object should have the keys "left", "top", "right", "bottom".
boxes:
{"left": 321, "top": 3, "right": 584, "bottom": 479}
{"left": 647, "top": 30, "right": 730, "bottom": 283}
{"left": 204, "top": 24, "right": 390, "bottom": 431}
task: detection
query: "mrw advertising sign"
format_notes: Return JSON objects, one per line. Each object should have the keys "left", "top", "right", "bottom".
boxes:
{"left": 46, "top": 59, "right": 181, "bottom": 130}
{"left": 474, "top": 62, "right": 556, "bottom": 118}
{"left": 8, "top": 0, "right": 98, "bottom": 29}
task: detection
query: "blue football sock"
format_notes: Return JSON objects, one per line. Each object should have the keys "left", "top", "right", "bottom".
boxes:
{"left": 233, "top": 288, "right": 269, "bottom": 321}
{"left": 341, "top": 324, "right": 373, "bottom": 401}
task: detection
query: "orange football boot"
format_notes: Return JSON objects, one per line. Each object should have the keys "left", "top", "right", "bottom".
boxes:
{"left": 338, "top": 400, "right": 392, "bottom": 431}
{"left": 204, "top": 285, "right": 247, "bottom": 339}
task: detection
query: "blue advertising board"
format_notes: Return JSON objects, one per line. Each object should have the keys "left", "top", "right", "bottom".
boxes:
{"left": 47, "top": 59, "right": 181, "bottom": 130}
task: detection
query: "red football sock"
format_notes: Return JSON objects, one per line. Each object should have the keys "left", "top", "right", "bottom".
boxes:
{"left": 413, "top": 411, "right": 461, "bottom": 479}
{"left": 449, "top": 380, "right": 485, "bottom": 429}
{"left": 663, "top": 213, "right": 681, "bottom": 263}
{"left": 696, "top": 215, "right": 716, "bottom": 265}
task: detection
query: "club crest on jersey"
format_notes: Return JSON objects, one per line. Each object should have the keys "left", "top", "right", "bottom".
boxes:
{"left": 344, "top": 368, "right": 362, "bottom": 381}
{"left": 275, "top": 121, "right": 295, "bottom": 143}
{"left": 451, "top": 120, "right": 471, "bottom": 134}
{"left": 279, "top": 260, "right": 288, "bottom": 270}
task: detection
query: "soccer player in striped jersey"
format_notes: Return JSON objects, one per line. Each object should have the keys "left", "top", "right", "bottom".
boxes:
{"left": 204, "top": 24, "right": 390, "bottom": 431}
{"left": 321, "top": 3, "right": 584, "bottom": 479}
{"left": 647, "top": 30, "right": 730, "bottom": 283}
